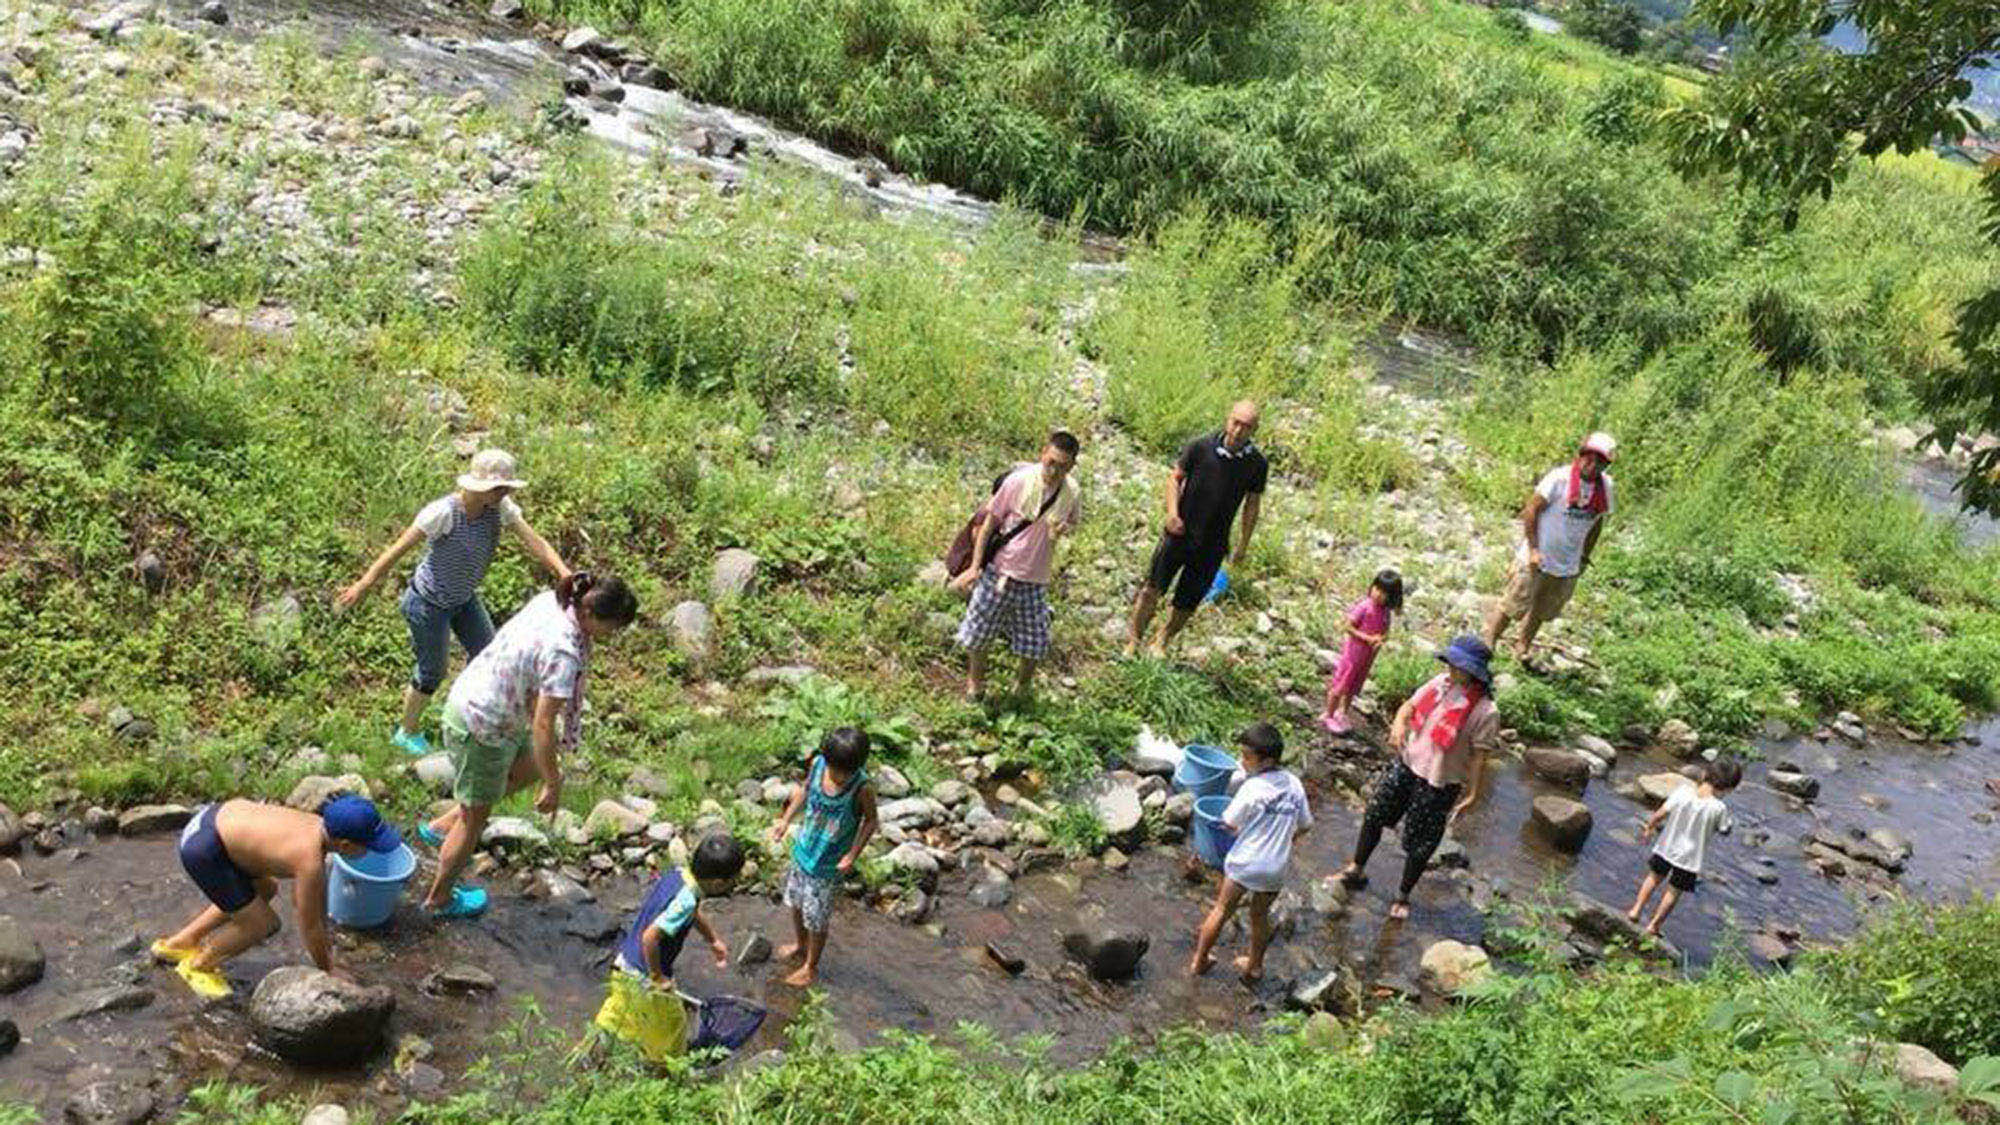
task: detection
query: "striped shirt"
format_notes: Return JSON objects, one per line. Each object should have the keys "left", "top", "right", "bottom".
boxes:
{"left": 409, "top": 494, "right": 524, "bottom": 608}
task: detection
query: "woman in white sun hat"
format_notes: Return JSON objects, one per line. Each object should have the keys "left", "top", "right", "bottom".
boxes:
{"left": 336, "top": 449, "right": 571, "bottom": 757}
{"left": 1482, "top": 432, "right": 1616, "bottom": 669}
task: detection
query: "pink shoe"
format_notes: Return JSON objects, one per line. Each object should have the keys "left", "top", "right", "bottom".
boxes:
{"left": 1320, "top": 712, "right": 1351, "bottom": 734}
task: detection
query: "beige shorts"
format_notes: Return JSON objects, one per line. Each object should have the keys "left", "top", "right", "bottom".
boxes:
{"left": 1496, "top": 561, "right": 1578, "bottom": 623}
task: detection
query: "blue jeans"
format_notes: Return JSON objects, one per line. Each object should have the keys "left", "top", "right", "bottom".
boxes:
{"left": 401, "top": 586, "right": 496, "bottom": 695}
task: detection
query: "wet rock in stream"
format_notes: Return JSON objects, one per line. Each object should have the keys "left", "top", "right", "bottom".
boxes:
{"left": 62, "top": 1082, "right": 155, "bottom": 1125}
{"left": 249, "top": 967, "right": 395, "bottom": 1065}
{"left": 1062, "top": 922, "right": 1150, "bottom": 981}
{"left": 0, "top": 914, "right": 46, "bottom": 993}
{"left": 1530, "top": 795, "right": 1592, "bottom": 852}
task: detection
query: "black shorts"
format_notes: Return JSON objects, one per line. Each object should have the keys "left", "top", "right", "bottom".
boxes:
{"left": 1145, "top": 534, "right": 1227, "bottom": 612}
{"left": 1648, "top": 853, "right": 1698, "bottom": 893}
{"left": 178, "top": 804, "right": 258, "bottom": 913}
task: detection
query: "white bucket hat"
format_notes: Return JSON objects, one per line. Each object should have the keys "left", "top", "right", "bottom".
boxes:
{"left": 1579, "top": 432, "right": 1617, "bottom": 463}
{"left": 458, "top": 449, "right": 527, "bottom": 492}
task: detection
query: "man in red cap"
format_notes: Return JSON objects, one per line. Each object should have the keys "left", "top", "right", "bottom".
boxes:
{"left": 1483, "top": 432, "right": 1616, "bottom": 666}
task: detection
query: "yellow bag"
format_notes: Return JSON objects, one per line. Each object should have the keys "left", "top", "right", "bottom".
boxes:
{"left": 593, "top": 971, "right": 688, "bottom": 1063}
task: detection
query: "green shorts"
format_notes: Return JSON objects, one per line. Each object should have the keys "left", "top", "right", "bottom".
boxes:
{"left": 442, "top": 707, "right": 527, "bottom": 807}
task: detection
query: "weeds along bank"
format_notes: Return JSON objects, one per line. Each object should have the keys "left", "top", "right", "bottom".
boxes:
{"left": 2, "top": 0, "right": 1999, "bottom": 825}
{"left": 526, "top": 0, "right": 1987, "bottom": 408}
{"left": 105, "top": 899, "right": 2000, "bottom": 1124}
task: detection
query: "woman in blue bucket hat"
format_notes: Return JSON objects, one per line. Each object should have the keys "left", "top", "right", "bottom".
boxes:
{"left": 1337, "top": 635, "right": 1501, "bottom": 920}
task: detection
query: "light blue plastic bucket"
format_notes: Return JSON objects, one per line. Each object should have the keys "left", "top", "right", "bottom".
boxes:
{"left": 1173, "top": 743, "right": 1238, "bottom": 798}
{"left": 327, "top": 843, "right": 417, "bottom": 928}
{"left": 1191, "top": 795, "right": 1236, "bottom": 870}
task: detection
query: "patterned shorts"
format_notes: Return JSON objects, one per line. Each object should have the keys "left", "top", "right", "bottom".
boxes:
{"left": 954, "top": 569, "right": 1052, "bottom": 659}
{"left": 783, "top": 864, "right": 838, "bottom": 934}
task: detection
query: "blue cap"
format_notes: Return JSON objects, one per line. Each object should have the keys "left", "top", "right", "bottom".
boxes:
{"left": 321, "top": 795, "right": 403, "bottom": 853}
{"left": 1436, "top": 634, "right": 1495, "bottom": 692}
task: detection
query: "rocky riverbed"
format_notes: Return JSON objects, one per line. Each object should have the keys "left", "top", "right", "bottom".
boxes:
{"left": 6, "top": 709, "right": 1999, "bottom": 1121}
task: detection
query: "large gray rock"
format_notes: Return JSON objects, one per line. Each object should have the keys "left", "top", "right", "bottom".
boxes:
{"left": 1891, "top": 1041, "right": 1958, "bottom": 1095}
{"left": 711, "top": 548, "right": 761, "bottom": 601}
{"left": 1419, "top": 940, "right": 1492, "bottom": 994}
{"left": 560, "top": 26, "right": 603, "bottom": 53}
{"left": 1062, "top": 924, "right": 1150, "bottom": 981}
{"left": 872, "top": 764, "right": 911, "bottom": 799}
{"left": 481, "top": 817, "right": 548, "bottom": 848}
{"left": 421, "top": 965, "right": 497, "bottom": 997}
{"left": 249, "top": 966, "right": 395, "bottom": 1065}
{"left": 884, "top": 841, "right": 939, "bottom": 878}
{"left": 62, "top": 1082, "right": 154, "bottom": 1125}
{"left": 286, "top": 774, "right": 370, "bottom": 811}
{"left": 115, "top": 804, "right": 191, "bottom": 835}
{"left": 879, "top": 796, "right": 943, "bottom": 829}
{"left": 81, "top": 1, "right": 153, "bottom": 39}
{"left": 50, "top": 984, "right": 154, "bottom": 1023}
{"left": 1285, "top": 967, "right": 1356, "bottom": 1015}
{"left": 0, "top": 802, "right": 24, "bottom": 853}
{"left": 0, "top": 915, "right": 45, "bottom": 994}
{"left": 1656, "top": 719, "right": 1699, "bottom": 759}
{"left": 1767, "top": 770, "right": 1820, "bottom": 800}
{"left": 413, "top": 753, "right": 456, "bottom": 793}
{"left": 1524, "top": 747, "right": 1591, "bottom": 791}
{"left": 1575, "top": 734, "right": 1617, "bottom": 764}
{"left": 1531, "top": 795, "right": 1592, "bottom": 852}
{"left": 1090, "top": 778, "right": 1144, "bottom": 837}
{"left": 1635, "top": 773, "right": 1689, "bottom": 805}
{"left": 582, "top": 799, "right": 648, "bottom": 840}
{"left": 669, "top": 600, "right": 714, "bottom": 660}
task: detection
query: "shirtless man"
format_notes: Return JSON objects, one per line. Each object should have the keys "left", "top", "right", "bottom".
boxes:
{"left": 152, "top": 795, "right": 401, "bottom": 997}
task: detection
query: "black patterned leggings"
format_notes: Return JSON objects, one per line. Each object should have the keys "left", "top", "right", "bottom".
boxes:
{"left": 1352, "top": 760, "right": 1462, "bottom": 898}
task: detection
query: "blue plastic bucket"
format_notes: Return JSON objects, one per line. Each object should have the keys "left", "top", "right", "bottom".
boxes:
{"left": 1204, "top": 567, "right": 1230, "bottom": 604}
{"left": 1191, "top": 795, "right": 1236, "bottom": 870}
{"left": 327, "top": 843, "right": 417, "bottom": 928}
{"left": 1173, "top": 743, "right": 1239, "bottom": 798}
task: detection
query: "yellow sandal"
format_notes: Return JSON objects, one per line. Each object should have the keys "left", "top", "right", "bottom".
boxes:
{"left": 150, "top": 940, "right": 197, "bottom": 966}
{"left": 175, "top": 959, "right": 233, "bottom": 999}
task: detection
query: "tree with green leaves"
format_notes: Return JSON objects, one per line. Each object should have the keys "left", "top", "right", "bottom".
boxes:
{"left": 1665, "top": 2, "right": 2000, "bottom": 512}
{"left": 1570, "top": 0, "right": 1648, "bottom": 55}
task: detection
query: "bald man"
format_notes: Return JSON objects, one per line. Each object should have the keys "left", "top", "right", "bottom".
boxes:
{"left": 1127, "top": 401, "right": 1267, "bottom": 656}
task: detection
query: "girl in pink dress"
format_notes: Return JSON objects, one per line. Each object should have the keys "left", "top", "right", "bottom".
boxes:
{"left": 1320, "top": 569, "right": 1402, "bottom": 734}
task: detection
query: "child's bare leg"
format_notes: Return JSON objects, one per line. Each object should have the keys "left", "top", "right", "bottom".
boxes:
{"left": 189, "top": 880, "right": 281, "bottom": 971}
{"left": 784, "top": 925, "right": 828, "bottom": 987}
{"left": 427, "top": 804, "right": 464, "bottom": 839}
{"left": 966, "top": 649, "right": 988, "bottom": 700}
{"left": 777, "top": 906, "right": 808, "bottom": 964}
{"left": 1627, "top": 871, "right": 1661, "bottom": 922}
{"left": 1013, "top": 657, "right": 1038, "bottom": 700}
{"left": 400, "top": 686, "right": 430, "bottom": 736}
{"left": 1234, "top": 891, "right": 1276, "bottom": 982}
{"left": 421, "top": 802, "right": 490, "bottom": 909}
{"left": 1645, "top": 887, "right": 1681, "bottom": 935}
{"left": 160, "top": 904, "right": 229, "bottom": 955}
{"left": 1187, "top": 878, "right": 1245, "bottom": 976}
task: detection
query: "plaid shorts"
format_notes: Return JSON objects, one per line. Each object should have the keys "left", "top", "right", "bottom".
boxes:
{"left": 955, "top": 569, "right": 1052, "bottom": 659}
{"left": 783, "top": 863, "right": 837, "bottom": 934}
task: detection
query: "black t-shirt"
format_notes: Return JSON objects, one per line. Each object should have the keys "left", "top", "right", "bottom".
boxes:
{"left": 1174, "top": 431, "right": 1268, "bottom": 551}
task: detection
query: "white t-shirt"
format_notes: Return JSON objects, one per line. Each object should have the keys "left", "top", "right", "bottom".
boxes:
{"left": 414, "top": 495, "right": 524, "bottom": 539}
{"left": 1652, "top": 782, "right": 1730, "bottom": 875}
{"left": 1520, "top": 466, "right": 1614, "bottom": 578}
{"left": 445, "top": 590, "right": 585, "bottom": 746}
{"left": 1222, "top": 769, "right": 1312, "bottom": 893}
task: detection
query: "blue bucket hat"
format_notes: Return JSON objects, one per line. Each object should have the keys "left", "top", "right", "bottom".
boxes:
{"left": 1436, "top": 634, "right": 1495, "bottom": 693}
{"left": 320, "top": 795, "right": 403, "bottom": 853}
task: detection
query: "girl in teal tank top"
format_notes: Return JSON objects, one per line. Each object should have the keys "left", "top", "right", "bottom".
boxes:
{"left": 791, "top": 756, "right": 869, "bottom": 878}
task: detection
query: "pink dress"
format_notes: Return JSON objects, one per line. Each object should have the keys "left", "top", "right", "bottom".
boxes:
{"left": 1327, "top": 597, "right": 1390, "bottom": 697}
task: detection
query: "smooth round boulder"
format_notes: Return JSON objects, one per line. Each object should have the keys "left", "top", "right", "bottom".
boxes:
{"left": 248, "top": 966, "right": 394, "bottom": 1065}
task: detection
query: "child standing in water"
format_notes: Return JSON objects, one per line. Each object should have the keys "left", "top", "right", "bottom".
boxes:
{"left": 1320, "top": 568, "right": 1402, "bottom": 734}
{"left": 768, "top": 727, "right": 879, "bottom": 988}
{"left": 1628, "top": 757, "right": 1741, "bottom": 936}
{"left": 1188, "top": 723, "right": 1312, "bottom": 983}
{"left": 335, "top": 449, "right": 571, "bottom": 757}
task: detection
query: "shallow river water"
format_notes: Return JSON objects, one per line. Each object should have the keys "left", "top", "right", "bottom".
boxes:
{"left": 5, "top": 717, "right": 1997, "bottom": 1118}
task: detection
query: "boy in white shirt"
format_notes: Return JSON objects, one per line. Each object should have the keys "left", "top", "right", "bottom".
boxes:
{"left": 1628, "top": 757, "right": 1741, "bottom": 936}
{"left": 1188, "top": 723, "right": 1312, "bottom": 983}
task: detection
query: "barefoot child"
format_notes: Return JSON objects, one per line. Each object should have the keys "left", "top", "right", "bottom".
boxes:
{"left": 1188, "top": 723, "right": 1311, "bottom": 983}
{"left": 335, "top": 449, "right": 571, "bottom": 757}
{"left": 1320, "top": 568, "right": 1402, "bottom": 734}
{"left": 153, "top": 795, "right": 402, "bottom": 998}
{"left": 594, "top": 834, "right": 745, "bottom": 1061}
{"left": 767, "top": 727, "right": 878, "bottom": 988}
{"left": 1628, "top": 757, "right": 1740, "bottom": 936}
